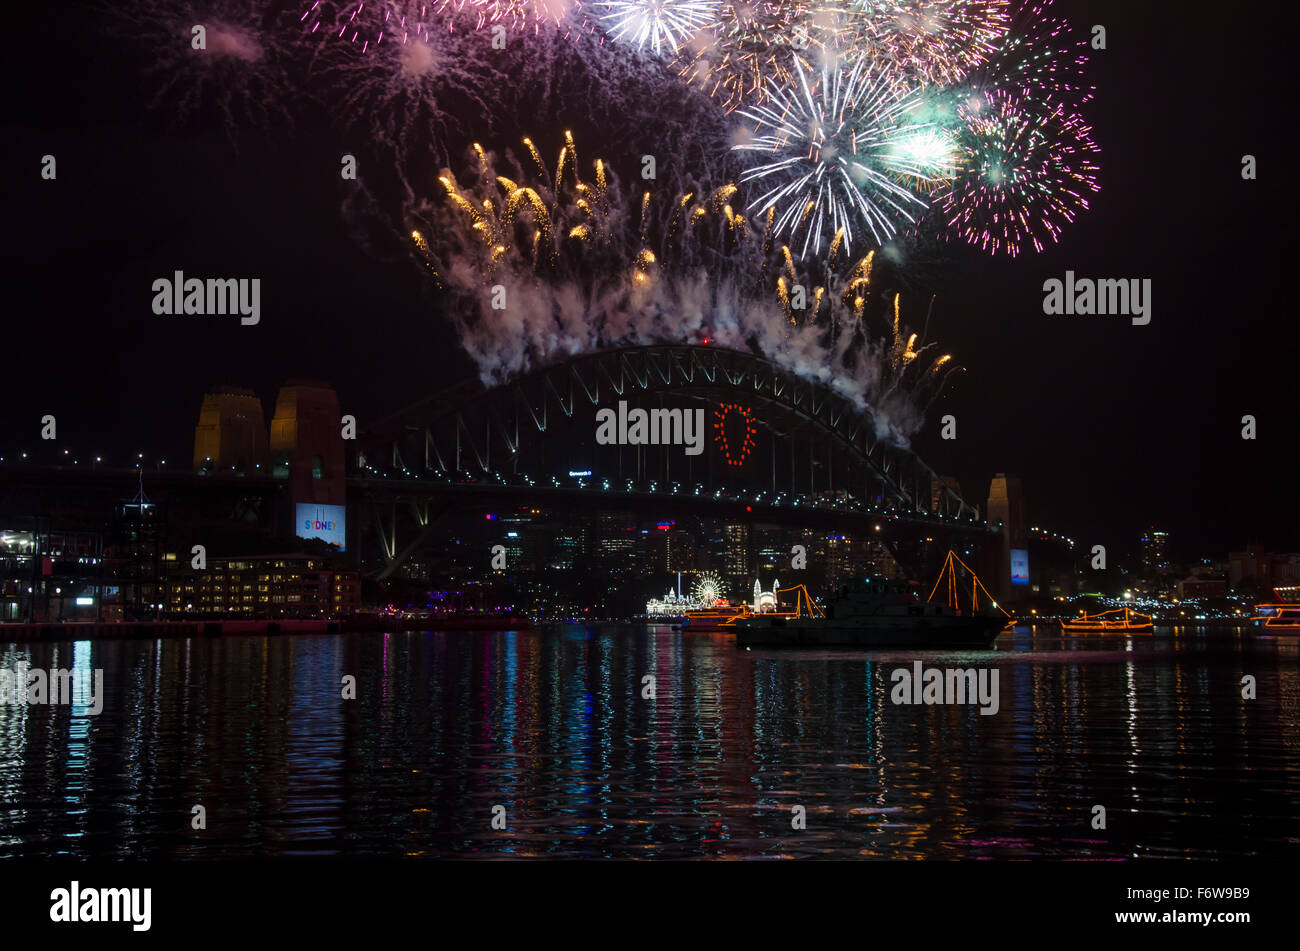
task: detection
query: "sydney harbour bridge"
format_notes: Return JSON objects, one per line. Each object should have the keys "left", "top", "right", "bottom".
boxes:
{"left": 351, "top": 343, "right": 993, "bottom": 581}
{"left": 0, "top": 343, "right": 1004, "bottom": 589}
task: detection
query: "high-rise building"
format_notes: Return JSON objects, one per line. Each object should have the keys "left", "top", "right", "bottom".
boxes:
{"left": 724, "top": 523, "right": 749, "bottom": 586}
{"left": 826, "top": 536, "right": 852, "bottom": 589}
{"left": 666, "top": 530, "right": 696, "bottom": 573}
{"left": 699, "top": 519, "right": 727, "bottom": 573}
{"left": 753, "top": 526, "right": 787, "bottom": 576}
{"left": 1140, "top": 528, "right": 1169, "bottom": 573}
{"left": 643, "top": 527, "right": 666, "bottom": 575}
{"left": 499, "top": 513, "right": 534, "bottom": 573}
{"left": 597, "top": 512, "right": 638, "bottom": 574}
{"left": 549, "top": 523, "right": 585, "bottom": 570}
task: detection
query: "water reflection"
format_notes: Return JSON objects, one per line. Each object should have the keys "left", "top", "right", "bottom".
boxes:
{"left": 0, "top": 624, "right": 1296, "bottom": 859}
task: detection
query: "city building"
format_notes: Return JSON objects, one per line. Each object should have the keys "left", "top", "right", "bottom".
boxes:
{"left": 166, "top": 554, "right": 360, "bottom": 618}
{"left": 723, "top": 522, "right": 749, "bottom": 588}
{"left": 1176, "top": 576, "right": 1227, "bottom": 599}
{"left": 665, "top": 529, "right": 696, "bottom": 572}
{"left": 1141, "top": 527, "right": 1169, "bottom": 574}
{"left": 1229, "top": 550, "right": 1300, "bottom": 591}
{"left": 0, "top": 528, "right": 106, "bottom": 622}
{"left": 548, "top": 520, "right": 586, "bottom": 571}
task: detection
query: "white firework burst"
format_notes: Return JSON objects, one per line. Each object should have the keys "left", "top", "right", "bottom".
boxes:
{"left": 593, "top": 0, "right": 722, "bottom": 56}
{"left": 732, "top": 57, "right": 952, "bottom": 257}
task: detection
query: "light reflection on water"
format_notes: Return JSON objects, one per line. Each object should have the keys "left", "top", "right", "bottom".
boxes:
{"left": 0, "top": 625, "right": 1296, "bottom": 859}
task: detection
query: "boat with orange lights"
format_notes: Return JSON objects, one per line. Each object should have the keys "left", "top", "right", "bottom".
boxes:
{"left": 735, "top": 554, "right": 1012, "bottom": 649}
{"left": 1059, "top": 606, "right": 1154, "bottom": 633}
{"left": 735, "top": 577, "right": 1006, "bottom": 648}
{"left": 1251, "top": 586, "right": 1300, "bottom": 632}
{"left": 680, "top": 604, "right": 754, "bottom": 631}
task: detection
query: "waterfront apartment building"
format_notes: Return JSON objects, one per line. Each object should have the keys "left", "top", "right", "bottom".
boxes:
{"left": 164, "top": 554, "right": 360, "bottom": 618}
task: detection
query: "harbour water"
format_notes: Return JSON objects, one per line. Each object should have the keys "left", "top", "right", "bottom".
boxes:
{"left": 0, "top": 625, "right": 1296, "bottom": 859}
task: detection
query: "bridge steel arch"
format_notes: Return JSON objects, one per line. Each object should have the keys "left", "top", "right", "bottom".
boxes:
{"left": 356, "top": 344, "right": 981, "bottom": 522}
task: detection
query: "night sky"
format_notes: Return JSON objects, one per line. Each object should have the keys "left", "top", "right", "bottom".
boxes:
{"left": 4, "top": 0, "right": 1294, "bottom": 563}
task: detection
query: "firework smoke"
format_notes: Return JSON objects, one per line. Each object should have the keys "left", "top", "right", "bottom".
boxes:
{"left": 103, "top": 0, "right": 295, "bottom": 138}
{"left": 302, "top": 0, "right": 580, "bottom": 47}
{"left": 408, "top": 133, "right": 957, "bottom": 443}
{"left": 301, "top": 5, "right": 503, "bottom": 172}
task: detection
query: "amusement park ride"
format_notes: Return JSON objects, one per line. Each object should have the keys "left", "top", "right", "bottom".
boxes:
{"left": 643, "top": 572, "right": 820, "bottom": 632}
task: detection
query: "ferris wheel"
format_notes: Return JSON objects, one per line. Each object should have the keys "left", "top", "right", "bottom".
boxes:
{"left": 691, "top": 572, "right": 725, "bottom": 607}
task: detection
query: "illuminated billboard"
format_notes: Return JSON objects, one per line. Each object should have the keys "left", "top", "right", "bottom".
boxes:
{"left": 296, "top": 503, "right": 346, "bottom": 551}
{"left": 1010, "top": 549, "right": 1030, "bottom": 586}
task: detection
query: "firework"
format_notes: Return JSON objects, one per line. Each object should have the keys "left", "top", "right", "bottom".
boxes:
{"left": 105, "top": 0, "right": 294, "bottom": 138}
{"left": 410, "top": 132, "right": 958, "bottom": 442}
{"left": 301, "top": 0, "right": 582, "bottom": 45}
{"left": 940, "top": 88, "right": 1098, "bottom": 256}
{"left": 447, "top": 0, "right": 581, "bottom": 30}
{"left": 672, "top": 0, "right": 842, "bottom": 112}
{"left": 299, "top": 1, "right": 439, "bottom": 51}
{"left": 591, "top": 0, "right": 721, "bottom": 56}
{"left": 732, "top": 57, "right": 956, "bottom": 260}
{"left": 843, "top": 0, "right": 1012, "bottom": 85}
{"left": 303, "top": 7, "right": 497, "bottom": 165}
{"left": 954, "top": 0, "right": 1093, "bottom": 107}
